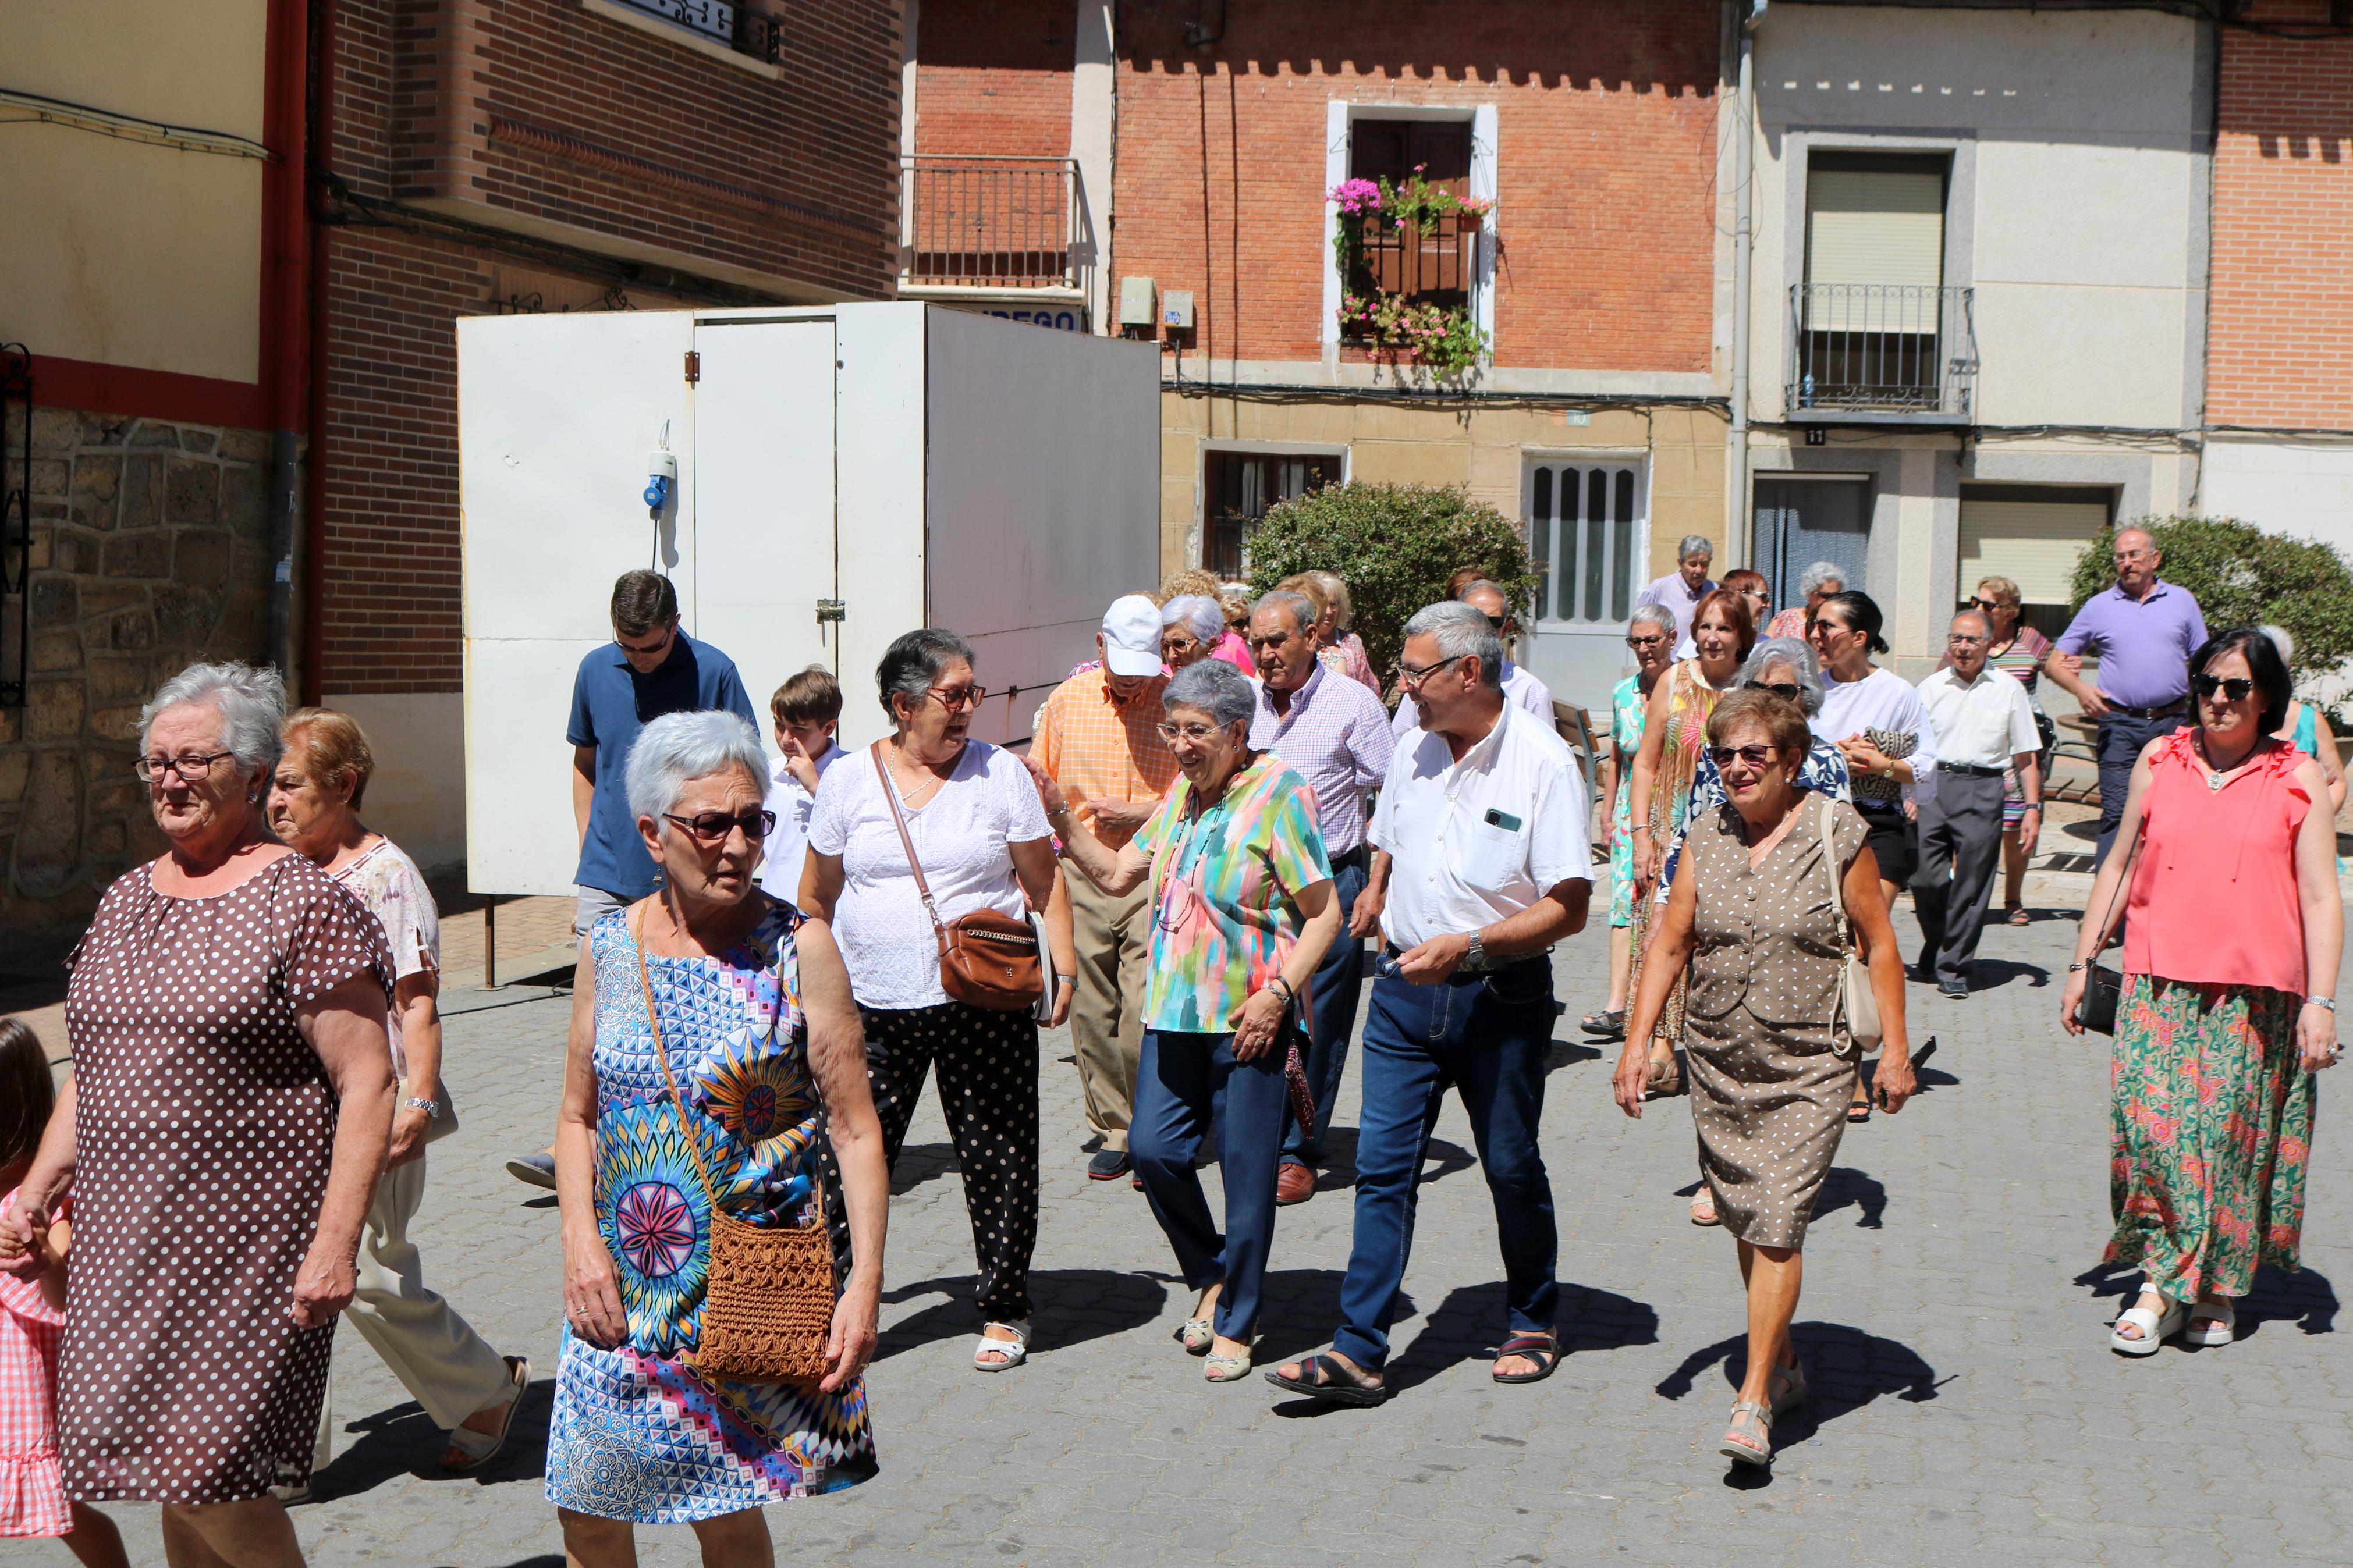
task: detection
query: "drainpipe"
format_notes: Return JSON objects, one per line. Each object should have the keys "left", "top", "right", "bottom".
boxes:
{"left": 1726, "top": 0, "right": 1759, "bottom": 562}
{"left": 300, "top": 0, "right": 335, "bottom": 707}
{"left": 263, "top": 0, "right": 312, "bottom": 676}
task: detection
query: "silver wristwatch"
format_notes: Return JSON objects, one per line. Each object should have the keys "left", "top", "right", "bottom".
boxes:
{"left": 403, "top": 1096, "right": 443, "bottom": 1120}
{"left": 1465, "top": 930, "right": 1486, "bottom": 971}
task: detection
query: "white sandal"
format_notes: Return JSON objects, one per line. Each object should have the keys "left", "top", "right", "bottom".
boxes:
{"left": 2110, "top": 1292, "right": 2185, "bottom": 1356}
{"left": 1174, "top": 1317, "right": 1213, "bottom": 1355}
{"left": 2184, "top": 1296, "right": 2235, "bottom": 1348}
{"left": 974, "top": 1319, "right": 1031, "bottom": 1371}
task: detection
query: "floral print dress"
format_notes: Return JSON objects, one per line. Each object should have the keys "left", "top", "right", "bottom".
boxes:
{"left": 545, "top": 899, "right": 876, "bottom": 1523}
{"left": 1607, "top": 674, "right": 1646, "bottom": 929}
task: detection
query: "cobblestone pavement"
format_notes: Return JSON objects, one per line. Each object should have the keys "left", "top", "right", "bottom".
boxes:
{"left": 80, "top": 877, "right": 2353, "bottom": 1566}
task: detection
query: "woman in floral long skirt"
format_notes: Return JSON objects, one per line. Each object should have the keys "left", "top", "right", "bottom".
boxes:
{"left": 2061, "top": 628, "right": 2341, "bottom": 1356}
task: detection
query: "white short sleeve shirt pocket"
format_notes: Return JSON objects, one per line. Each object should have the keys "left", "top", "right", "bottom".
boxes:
{"left": 1458, "top": 812, "right": 1527, "bottom": 888}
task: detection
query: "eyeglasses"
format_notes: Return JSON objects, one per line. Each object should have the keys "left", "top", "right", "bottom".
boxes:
{"left": 1743, "top": 681, "right": 1801, "bottom": 702}
{"left": 1155, "top": 721, "right": 1225, "bottom": 743}
{"left": 1484, "top": 614, "right": 1507, "bottom": 632}
{"left": 1625, "top": 632, "right": 1670, "bottom": 651}
{"left": 662, "top": 808, "right": 776, "bottom": 844}
{"left": 1399, "top": 652, "right": 1468, "bottom": 687}
{"left": 927, "top": 684, "right": 988, "bottom": 712}
{"left": 2191, "top": 674, "right": 2255, "bottom": 702}
{"left": 1707, "top": 744, "right": 1777, "bottom": 768}
{"left": 136, "top": 751, "right": 235, "bottom": 784}
{"left": 1947, "top": 632, "right": 1987, "bottom": 646}
{"left": 615, "top": 624, "right": 676, "bottom": 658}
{"left": 1966, "top": 597, "right": 2005, "bottom": 614}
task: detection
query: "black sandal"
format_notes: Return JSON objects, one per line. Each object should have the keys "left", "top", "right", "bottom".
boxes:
{"left": 1579, "top": 1009, "right": 1626, "bottom": 1040}
{"left": 1847, "top": 1097, "right": 1872, "bottom": 1123}
{"left": 1490, "top": 1333, "right": 1560, "bottom": 1385}
{"left": 1263, "top": 1353, "right": 1392, "bottom": 1406}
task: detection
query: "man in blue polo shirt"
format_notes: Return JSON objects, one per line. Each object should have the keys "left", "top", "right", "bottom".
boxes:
{"left": 505, "top": 568, "right": 757, "bottom": 1188}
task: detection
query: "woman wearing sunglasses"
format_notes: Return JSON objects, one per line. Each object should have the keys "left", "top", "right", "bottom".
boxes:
{"left": 1586, "top": 603, "right": 1680, "bottom": 1043}
{"left": 1613, "top": 687, "right": 1916, "bottom": 1466}
{"left": 1025, "top": 658, "right": 1340, "bottom": 1383}
{"left": 2061, "top": 628, "right": 2341, "bottom": 1358}
{"left": 802, "top": 629, "right": 1067, "bottom": 1373}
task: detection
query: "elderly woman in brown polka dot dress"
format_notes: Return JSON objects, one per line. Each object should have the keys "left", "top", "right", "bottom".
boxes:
{"left": 1612, "top": 688, "right": 1917, "bottom": 1469}
{"left": 0, "top": 663, "right": 396, "bottom": 1567}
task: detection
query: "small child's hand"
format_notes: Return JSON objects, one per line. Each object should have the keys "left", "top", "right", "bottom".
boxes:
{"left": 0, "top": 1198, "right": 49, "bottom": 1278}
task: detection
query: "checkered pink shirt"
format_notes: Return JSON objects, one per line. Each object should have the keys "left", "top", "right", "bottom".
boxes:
{"left": 1248, "top": 663, "right": 1394, "bottom": 855}
{"left": 0, "top": 1187, "right": 69, "bottom": 1537}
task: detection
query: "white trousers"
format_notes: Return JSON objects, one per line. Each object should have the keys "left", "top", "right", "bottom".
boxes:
{"left": 314, "top": 1151, "right": 513, "bottom": 1467}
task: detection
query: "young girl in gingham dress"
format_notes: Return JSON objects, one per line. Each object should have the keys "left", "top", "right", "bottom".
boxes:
{"left": 0, "top": 1017, "right": 127, "bottom": 1566}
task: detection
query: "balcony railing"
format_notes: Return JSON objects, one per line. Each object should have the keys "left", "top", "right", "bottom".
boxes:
{"left": 902, "top": 156, "right": 1080, "bottom": 289}
{"left": 1340, "top": 210, "right": 1479, "bottom": 318}
{"left": 1787, "top": 284, "right": 1976, "bottom": 418}
{"left": 604, "top": 0, "right": 782, "bottom": 64}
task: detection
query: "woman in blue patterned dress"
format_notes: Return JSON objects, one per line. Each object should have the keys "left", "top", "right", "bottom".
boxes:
{"left": 548, "top": 712, "right": 888, "bottom": 1565}
{"left": 1585, "top": 603, "right": 1678, "bottom": 1041}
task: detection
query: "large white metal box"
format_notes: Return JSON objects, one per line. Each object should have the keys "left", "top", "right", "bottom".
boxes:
{"left": 457, "top": 303, "right": 1161, "bottom": 897}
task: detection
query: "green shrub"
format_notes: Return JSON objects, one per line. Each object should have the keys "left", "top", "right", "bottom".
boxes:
{"left": 2064, "top": 516, "right": 2353, "bottom": 686}
{"left": 1244, "top": 482, "right": 1538, "bottom": 682}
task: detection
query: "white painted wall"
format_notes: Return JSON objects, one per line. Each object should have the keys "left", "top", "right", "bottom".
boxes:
{"left": 2202, "top": 439, "right": 2353, "bottom": 560}
{"left": 322, "top": 692, "right": 467, "bottom": 874}
{"left": 1748, "top": 6, "right": 2205, "bottom": 430}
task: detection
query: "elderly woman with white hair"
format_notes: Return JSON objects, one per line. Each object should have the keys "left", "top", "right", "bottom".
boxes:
{"left": 1159, "top": 593, "right": 1227, "bottom": 672}
{"left": 1029, "top": 659, "right": 1340, "bottom": 1382}
{"left": 546, "top": 709, "right": 888, "bottom": 1560}
{"left": 1587, "top": 602, "right": 1680, "bottom": 1041}
{"left": 2264, "top": 624, "right": 2347, "bottom": 815}
{"left": 1765, "top": 561, "right": 1846, "bottom": 641}
{"left": 0, "top": 662, "right": 396, "bottom": 1567}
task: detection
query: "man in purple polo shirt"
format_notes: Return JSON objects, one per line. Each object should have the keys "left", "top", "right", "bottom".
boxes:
{"left": 2045, "top": 527, "right": 2208, "bottom": 863}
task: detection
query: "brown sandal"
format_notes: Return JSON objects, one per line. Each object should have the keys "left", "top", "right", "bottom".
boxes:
{"left": 2005, "top": 904, "right": 2031, "bottom": 926}
{"left": 1642, "top": 1053, "right": 1684, "bottom": 1100}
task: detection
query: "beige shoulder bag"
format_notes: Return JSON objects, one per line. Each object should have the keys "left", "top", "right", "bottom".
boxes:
{"left": 1822, "top": 796, "right": 1882, "bottom": 1055}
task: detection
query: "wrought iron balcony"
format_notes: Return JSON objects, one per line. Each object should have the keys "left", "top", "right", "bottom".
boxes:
{"left": 604, "top": 0, "right": 782, "bottom": 64}
{"left": 1341, "top": 210, "right": 1480, "bottom": 314}
{"left": 902, "top": 156, "right": 1081, "bottom": 290}
{"left": 1786, "top": 284, "right": 1976, "bottom": 421}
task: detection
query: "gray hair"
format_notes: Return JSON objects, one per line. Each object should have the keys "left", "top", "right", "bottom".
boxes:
{"left": 139, "top": 662, "right": 287, "bottom": 777}
{"left": 1735, "top": 636, "right": 1826, "bottom": 719}
{"left": 1951, "top": 607, "right": 1992, "bottom": 639}
{"left": 1162, "top": 593, "right": 1225, "bottom": 645}
{"left": 876, "top": 627, "right": 978, "bottom": 721}
{"left": 1162, "top": 656, "right": 1256, "bottom": 730}
{"left": 1251, "top": 589, "right": 1318, "bottom": 637}
{"left": 1457, "top": 578, "right": 1505, "bottom": 604}
{"left": 1797, "top": 560, "right": 1846, "bottom": 596}
{"left": 2263, "top": 623, "right": 2294, "bottom": 664}
{"left": 625, "top": 710, "right": 769, "bottom": 822}
{"left": 1628, "top": 602, "right": 1676, "bottom": 638}
{"left": 1677, "top": 535, "right": 1715, "bottom": 563}
{"left": 1402, "top": 600, "right": 1505, "bottom": 691}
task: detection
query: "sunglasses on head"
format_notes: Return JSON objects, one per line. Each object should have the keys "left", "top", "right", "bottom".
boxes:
{"left": 2191, "top": 673, "right": 2255, "bottom": 702}
{"left": 1743, "top": 680, "right": 1800, "bottom": 702}
{"left": 663, "top": 808, "right": 775, "bottom": 844}
{"left": 1707, "top": 744, "right": 1777, "bottom": 768}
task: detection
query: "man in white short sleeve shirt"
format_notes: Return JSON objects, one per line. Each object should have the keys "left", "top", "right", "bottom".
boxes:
{"left": 1912, "top": 608, "right": 2043, "bottom": 997}
{"left": 1268, "top": 601, "right": 1592, "bottom": 1407}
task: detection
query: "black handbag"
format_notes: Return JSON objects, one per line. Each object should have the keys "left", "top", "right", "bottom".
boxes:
{"left": 2072, "top": 812, "right": 2145, "bottom": 1036}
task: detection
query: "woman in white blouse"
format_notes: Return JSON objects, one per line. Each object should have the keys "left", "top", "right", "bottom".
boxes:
{"left": 1808, "top": 591, "right": 1938, "bottom": 1122}
{"left": 801, "top": 628, "right": 1069, "bottom": 1372}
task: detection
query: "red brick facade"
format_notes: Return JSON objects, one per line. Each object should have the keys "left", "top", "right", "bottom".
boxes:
{"left": 2209, "top": 3, "right": 2353, "bottom": 430}
{"left": 913, "top": 0, "right": 1073, "bottom": 159}
{"left": 318, "top": 0, "right": 903, "bottom": 694}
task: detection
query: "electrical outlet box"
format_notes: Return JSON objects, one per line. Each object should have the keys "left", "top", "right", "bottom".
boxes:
{"left": 1118, "top": 276, "right": 1157, "bottom": 326}
{"left": 1162, "top": 290, "right": 1195, "bottom": 330}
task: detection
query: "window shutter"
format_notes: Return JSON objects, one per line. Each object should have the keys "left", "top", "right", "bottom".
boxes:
{"left": 1804, "top": 169, "right": 1944, "bottom": 290}
{"left": 1958, "top": 498, "right": 2109, "bottom": 606}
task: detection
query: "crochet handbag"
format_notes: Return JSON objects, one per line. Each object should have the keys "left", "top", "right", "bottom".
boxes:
{"left": 635, "top": 909, "right": 835, "bottom": 1386}
{"left": 1821, "top": 796, "right": 1882, "bottom": 1055}
{"left": 873, "top": 745, "right": 1044, "bottom": 1011}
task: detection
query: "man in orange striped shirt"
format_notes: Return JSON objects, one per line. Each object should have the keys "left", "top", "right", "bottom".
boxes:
{"left": 1032, "top": 596, "right": 1181, "bottom": 1181}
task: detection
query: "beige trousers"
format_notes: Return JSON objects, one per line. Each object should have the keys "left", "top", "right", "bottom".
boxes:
{"left": 1067, "top": 870, "right": 1152, "bottom": 1153}
{"left": 313, "top": 1151, "right": 513, "bottom": 1468}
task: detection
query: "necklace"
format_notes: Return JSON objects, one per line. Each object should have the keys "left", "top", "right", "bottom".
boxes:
{"left": 2196, "top": 734, "right": 2256, "bottom": 792}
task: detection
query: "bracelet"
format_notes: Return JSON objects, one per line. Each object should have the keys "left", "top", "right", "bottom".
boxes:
{"left": 1270, "top": 976, "right": 1296, "bottom": 1006}
{"left": 2066, "top": 961, "right": 2091, "bottom": 973}
{"left": 2307, "top": 997, "right": 2337, "bottom": 1012}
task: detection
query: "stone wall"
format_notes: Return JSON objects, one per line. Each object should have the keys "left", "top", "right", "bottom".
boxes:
{"left": 2, "top": 407, "right": 280, "bottom": 934}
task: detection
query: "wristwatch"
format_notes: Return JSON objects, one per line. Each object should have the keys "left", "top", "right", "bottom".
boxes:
{"left": 1465, "top": 930, "right": 1486, "bottom": 970}
{"left": 403, "top": 1096, "right": 443, "bottom": 1121}
{"left": 2307, "top": 997, "right": 2338, "bottom": 1012}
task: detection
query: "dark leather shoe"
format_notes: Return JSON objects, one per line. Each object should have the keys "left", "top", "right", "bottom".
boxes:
{"left": 1276, "top": 1163, "right": 1316, "bottom": 1206}
{"left": 1088, "top": 1148, "right": 1131, "bottom": 1181}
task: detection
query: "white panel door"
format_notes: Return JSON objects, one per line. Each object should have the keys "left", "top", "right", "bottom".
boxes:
{"left": 1518, "top": 458, "right": 1649, "bottom": 714}
{"left": 464, "top": 638, "right": 607, "bottom": 897}
{"left": 691, "top": 319, "right": 839, "bottom": 745}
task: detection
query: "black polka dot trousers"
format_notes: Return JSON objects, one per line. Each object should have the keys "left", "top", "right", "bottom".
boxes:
{"left": 820, "top": 1000, "right": 1040, "bottom": 1322}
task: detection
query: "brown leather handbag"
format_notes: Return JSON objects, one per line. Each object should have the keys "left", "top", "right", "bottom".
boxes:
{"left": 872, "top": 744, "right": 1044, "bottom": 1011}
{"left": 634, "top": 910, "right": 835, "bottom": 1386}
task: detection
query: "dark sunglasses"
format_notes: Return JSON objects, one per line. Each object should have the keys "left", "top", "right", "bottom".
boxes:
{"left": 663, "top": 808, "right": 775, "bottom": 843}
{"left": 1966, "top": 597, "right": 2004, "bottom": 614}
{"left": 2191, "top": 674, "right": 2255, "bottom": 702}
{"left": 1708, "top": 744, "right": 1778, "bottom": 768}
{"left": 1743, "top": 680, "right": 1801, "bottom": 702}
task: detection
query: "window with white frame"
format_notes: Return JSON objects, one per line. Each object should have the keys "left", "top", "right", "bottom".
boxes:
{"left": 1528, "top": 460, "right": 1646, "bottom": 626}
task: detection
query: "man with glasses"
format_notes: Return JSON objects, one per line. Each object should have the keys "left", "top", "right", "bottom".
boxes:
{"left": 1248, "top": 588, "right": 1394, "bottom": 1205}
{"left": 1912, "top": 610, "right": 2043, "bottom": 997}
{"left": 2045, "top": 527, "right": 2208, "bottom": 863}
{"left": 1389, "top": 579, "right": 1554, "bottom": 738}
{"left": 1266, "top": 600, "right": 1591, "bottom": 1405}
{"left": 507, "top": 569, "right": 757, "bottom": 1189}
{"left": 1030, "top": 595, "right": 1181, "bottom": 1181}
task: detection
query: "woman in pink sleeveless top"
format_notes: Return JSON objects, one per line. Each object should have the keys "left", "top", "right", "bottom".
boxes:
{"left": 2061, "top": 628, "right": 2342, "bottom": 1359}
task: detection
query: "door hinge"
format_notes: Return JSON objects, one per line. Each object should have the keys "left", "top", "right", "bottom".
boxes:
{"left": 817, "top": 599, "right": 847, "bottom": 625}
{"left": 684, "top": 350, "right": 701, "bottom": 384}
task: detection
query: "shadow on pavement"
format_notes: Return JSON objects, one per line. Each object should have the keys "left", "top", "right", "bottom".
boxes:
{"left": 2079, "top": 1260, "right": 2338, "bottom": 1339}
{"left": 1253, "top": 1267, "right": 1350, "bottom": 1363}
{"left": 874, "top": 1267, "right": 1167, "bottom": 1361}
{"left": 888, "top": 1140, "right": 960, "bottom": 1196}
{"left": 1967, "top": 957, "right": 2050, "bottom": 991}
{"left": 1656, "top": 1320, "right": 1941, "bottom": 1473}
{"left": 307, "top": 1377, "right": 553, "bottom": 1503}
{"left": 1546, "top": 1038, "right": 1603, "bottom": 1071}
{"left": 1811, "top": 1166, "right": 1887, "bottom": 1230}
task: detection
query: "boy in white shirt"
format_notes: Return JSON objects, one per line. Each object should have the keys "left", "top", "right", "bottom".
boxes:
{"left": 761, "top": 664, "right": 848, "bottom": 907}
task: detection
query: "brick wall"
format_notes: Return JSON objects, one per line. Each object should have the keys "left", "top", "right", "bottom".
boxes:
{"left": 2209, "top": 2, "right": 2353, "bottom": 429}
{"left": 913, "top": 0, "right": 1074, "bottom": 158}
{"left": 1109, "top": 0, "right": 1720, "bottom": 369}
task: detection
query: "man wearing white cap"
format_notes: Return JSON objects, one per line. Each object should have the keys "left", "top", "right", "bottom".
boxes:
{"left": 1031, "top": 595, "right": 1180, "bottom": 1180}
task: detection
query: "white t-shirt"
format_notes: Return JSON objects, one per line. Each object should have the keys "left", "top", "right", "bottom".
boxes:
{"left": 1389, "top": 660, "right": 1556, "bottom": 738}
{"left": 1367, "top": 703, "right": 1592, "bottom": 952}
{"left": 328, "top": 836, "right": 439, "bottom": 1080}
{"left": 805, "top": 741, "right": 1052, "bottom": 1009}
{"left": 1817, "top": 666, "right": 1940, "bottom": 806}
{"left": 757, "top": 741, "right": 845, "bottom": 907}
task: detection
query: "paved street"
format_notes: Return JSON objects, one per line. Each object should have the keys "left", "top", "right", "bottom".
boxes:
{"left": 79, "top": 873, "right": 2353, "bottom": 1567}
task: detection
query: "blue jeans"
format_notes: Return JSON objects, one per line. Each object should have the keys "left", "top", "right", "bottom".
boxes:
{"left": 1130, "top": 1030, "right": 1290, "bottom": 1342}
{"left": 1282, "top": 855, "right": 1368, "bottom": 1168}
{"left": 2095, "top": 711, "right": 2185, "bottom": 866}
{"left": 1330, "top": 960, "right": 1559, "bottom": 1373}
